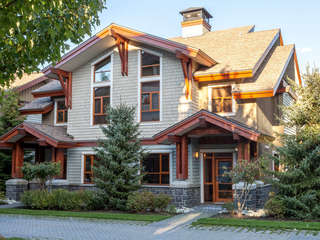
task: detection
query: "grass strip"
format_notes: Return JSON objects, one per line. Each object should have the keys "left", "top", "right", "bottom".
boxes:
{"left": 0, "top": 208, "right": 170, "bottom": 222}
{"left": 192, "top": 217, "right": 320, "bottom": 232}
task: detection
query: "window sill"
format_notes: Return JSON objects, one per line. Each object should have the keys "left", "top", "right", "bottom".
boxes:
{"left": 55, "top": 123, "right": 68, "bottom": 126}
{"left": 140, "top": 121, "right": 162, "bottom": 125}
{"left": 142, "top": 184, "right": 170, "bottom": 188}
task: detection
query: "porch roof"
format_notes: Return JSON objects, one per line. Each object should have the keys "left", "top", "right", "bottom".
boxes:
{"left": 19, "top": 97, "right": 53, "bottom": 115}
{"left": 31, "top": 80, "right": 64, "bottom": 98}
{"left": 0, "top": 122, "right": 75, "bottom": 148}
{"left": 143, "top": 110, "right": 270, "bottom": 144}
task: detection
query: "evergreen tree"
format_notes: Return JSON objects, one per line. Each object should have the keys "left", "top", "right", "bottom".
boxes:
{"left": 93, "top": 103, "right": 145, "bottom": 210}
{"left": 268, "top": 68, "right": 320, "bottom": 219}
{"left": 0, "top": 89, "right": 24, "bottom": 191}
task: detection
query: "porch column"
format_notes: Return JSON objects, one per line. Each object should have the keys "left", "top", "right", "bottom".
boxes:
{"left": 181, "top": 136, "right": 188, "bottom": 179}
{"left": 55, "top": 148, "right": 65, "bottom": 179}
{"left": 12, "top": 142, "right": 24, "bottom": 178}
{"left": 176, "top": 142, "right": 182, "bottom": 179}
{"left": 237, "top": 141, "right": 250, "bottom": 163}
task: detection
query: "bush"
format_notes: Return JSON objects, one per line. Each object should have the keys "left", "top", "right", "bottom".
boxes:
{"left": 21, "top": 189, "right": 100, "bottom": 210}
{"left": 264, "top": 197, "right": 285, "bottom": 219}
{"left": 126, "top": 191, "right": 171, "bottom": 213}
{"left": 0, "top": 191, "right": 6, "bottom": 205}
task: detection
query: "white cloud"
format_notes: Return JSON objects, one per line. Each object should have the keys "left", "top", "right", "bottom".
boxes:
{"left": 299, "top": 47, "right": 312, "bottom": 54}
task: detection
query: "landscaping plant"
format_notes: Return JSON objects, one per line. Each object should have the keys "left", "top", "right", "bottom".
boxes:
{"left": 265, "top": 67, "right": 320, "bottom": 220}
{"left": 22, "top": 162, "right": 60, "bottom": 190}
{"left": 93, "top": 103, "right": 146, "bottom": 210}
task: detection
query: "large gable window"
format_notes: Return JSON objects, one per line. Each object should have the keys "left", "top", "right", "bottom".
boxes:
{"left": 141, "top": 81, "right": 160, "bottom": 122}
{"left": 142, "top": 153, "right": 169, "bottom": 185}
{"left": 94, "top": 56, "right": 111, "bottom": 82}
{"left": 56, "top": 99, "right": 68, "bottom": 124}
{"left": 141, "top": 51, "right": 160, "bottom": 77}
{"left": 211, "top": 86, "right": 233, "bottom": 113}
{"left": 93, "top": 86, "right": 110, "bottom": 125}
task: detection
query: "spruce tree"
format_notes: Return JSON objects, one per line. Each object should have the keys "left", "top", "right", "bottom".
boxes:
{"left": 269, "top": 68, "right": 320, "bottom": 219}
{"left": 93, "top": 103, "right": 145, "bottom": 210}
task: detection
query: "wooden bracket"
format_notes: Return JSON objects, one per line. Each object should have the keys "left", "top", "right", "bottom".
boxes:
{"left": 51, "top": 68, "right": 72, "bottom": 109}
{"left": 176, "top": 51, "right": 193, "bottom": 100}
{"left": 111, "top": 29, "right": 129, "bottom": 76}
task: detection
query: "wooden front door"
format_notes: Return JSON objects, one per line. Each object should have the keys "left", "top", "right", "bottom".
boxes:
{"left": 203, "top": 152, "right": 233, "bottom": 203}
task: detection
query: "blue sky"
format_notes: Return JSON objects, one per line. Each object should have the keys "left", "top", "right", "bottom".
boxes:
{"left": 89, "top": 0, "right": 319, "bottom": 73}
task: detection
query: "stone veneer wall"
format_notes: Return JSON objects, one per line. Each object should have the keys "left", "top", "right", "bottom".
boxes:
{"left": 141, "top": 186, "right": 200, "bottom": 208}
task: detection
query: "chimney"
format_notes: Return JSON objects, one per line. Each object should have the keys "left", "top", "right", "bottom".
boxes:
{"left": 180, "top": 7, "right": 212, "bottom": 38}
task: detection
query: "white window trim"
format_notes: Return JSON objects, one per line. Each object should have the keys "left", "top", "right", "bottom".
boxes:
{"left": 90, "top": 50, "right": 114, "bottom": 127}
{"left": 54, "top": 98, "right": 68, "bottom": 126}
{"left": 81, "top": 151, "right": 95, "bottom": 185}
{"left": 141, "top": 149, "right": 173, "bottom": 187}
{"left": 137, "top": 48, "right": 163, "bottom": 124}
{"left": 208, "top": 84, "right": 236, "bottom": 117}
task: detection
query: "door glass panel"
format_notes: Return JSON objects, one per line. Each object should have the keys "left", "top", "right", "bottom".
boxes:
{"left": 219, "top": 184, "right": 232, "bottom": 190}
{"left": 162, "top": 174, "right": 169, "bottom": 184}
{"left": 218, "top": 161, "right": 232, "bottom": 175}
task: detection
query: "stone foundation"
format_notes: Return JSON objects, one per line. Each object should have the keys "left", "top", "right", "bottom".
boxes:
{"left": 234, "top": 182, "right": 273, "bottom": 210}
{"left": 141, "top": 186, "right": 200, "bottom": 207}
{"left": 6, "top": 179, "right": 28, "bottom": 201}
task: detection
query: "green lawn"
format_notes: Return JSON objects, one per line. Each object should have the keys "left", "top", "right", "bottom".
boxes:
{"left": 193, "top": 217, "right": 320, "bottom": 232}
{"left": 0, "top": 208, "right": 170, "bottom": 222}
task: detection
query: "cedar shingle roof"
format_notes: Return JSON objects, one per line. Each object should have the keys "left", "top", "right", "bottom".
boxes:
{"left": 19, "top": 97, "right": 52, "bottom": 112}
{"left": 32, "top": 80, "right": 62, "bottom": 94}
{"left": 171, "top": 27, "right": 280, "bottom": 76}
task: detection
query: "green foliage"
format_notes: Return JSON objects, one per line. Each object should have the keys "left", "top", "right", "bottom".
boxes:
{"left": 264, "top": 196, "right": 285, "bottom": 219}
{"left": 0, "top": 191, "right": 5, "bottom": 205}
{"left": 93, "top": 103, "right": 146, "bottom": 210}
{"left": 22, "top": 162, "right": 60, "bottom": 190}
{"left": 126, "top": 191, "right": 171, "bottom": 213}
{"left": 0, "top": 0, "right": 106, "bottom": 86}
{"left": 266, "top": 68, "right": 320, "bottom": 220}
{"left": 21, "top": 189, "right": 98, "bottom": 210}
{"left": 0, "top": 89, "right": 24, "bottom": 191}
{"left": 223, "top": 202, "right": 235, "bottom": 213}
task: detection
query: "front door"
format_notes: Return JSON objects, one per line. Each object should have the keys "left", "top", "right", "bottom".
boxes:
{"left": 203, "top": 152, "right": 233, "bottom": 203}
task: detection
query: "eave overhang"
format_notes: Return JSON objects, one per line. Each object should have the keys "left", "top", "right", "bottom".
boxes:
{"left": 19, "top": 103, "right": 53, "bottom": 115}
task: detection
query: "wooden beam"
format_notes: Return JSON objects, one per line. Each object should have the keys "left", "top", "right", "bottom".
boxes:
{"left": 37, "top": 139, "right": 48, "bottom": 146}
{"left": 15, "top": 142, "right": 24, "bottom": 178}
{"left": 11, "top": 144, "right": 16, "bottom": 178}
{"left": 55, "top": 148, "right": 65, "bottom": 179}
{"left": 50, "top": 68, "right": 72, "bottom": 109}
{"left": 167, "top": 134, "right": 181, "bottom": 143}
{"left": 111, "top": 29, "right": 129, "bottom": 76}
{"left": 181, "top": 136, "right": 188, "bottom": 179}
{"left": 32, "top": 90, "right": 65, "bottom": 98}
{"left": 176, "top": 51, "right": 193, "bottom": 100}
{"left": 233, "top": 132, "right": 240, "bottom": 141}
{"left": 187, "top": 128, "right": 228, "bottom": 137}
{"left": 193, "top": 70, "right": 253, "bottom": 82}
{"left": 176, "top": 142, "right": 182, "bottom": 179}
{"left": 243, "top": 141, "right": 250, "bottom": 162}
{"left": 233, "top": 90, "right": 274, "bottom": 99}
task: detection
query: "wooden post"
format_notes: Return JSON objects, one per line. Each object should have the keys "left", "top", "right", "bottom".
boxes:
{"left": 237, "top": 142, "right": 243, "bottom": 164}
{"left": 243, "top": 141, "right": 250, "bottom": 162}
{"left": 15, "top": 142, "right": 24, "bottom": 178}
{"left": 176, "top": 142, "right": 181, "bottom": 179}
{"left": 11, "top": 144, "right": 16, "bottom": 178}
{"left": 181, "top": 136, "right": 188, "bottom": 179}
{"left": 56, "top": 149, "right": 65, "bottom": 179}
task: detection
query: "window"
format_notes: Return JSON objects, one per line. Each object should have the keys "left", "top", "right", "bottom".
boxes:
{"left": 84, "top": 155, "right": 95, "bottom": 184}
{"left": 142, "top": 153, "right": 169, "bottom": 185}
{"left": 56, "top": 100, "right": 68, "bottom": 124}
{"left": 211, "top": 86, "right": 232, "bottom": 113}
{"left": 141, "top": 81, "right": 160, "bottom": 122}
{"left": 141, "top": 51, "right": 160, "bottom": 77}
{"left": 93, "top": 86, "right": 110, "bottom": 125}
{"left": 94, "top": 56, "right": 111, "bottom": 82}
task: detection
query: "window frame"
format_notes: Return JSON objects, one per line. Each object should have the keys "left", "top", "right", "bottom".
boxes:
{"left": 83, "top": 154, "right": 95, "bottom": 184}
{"left": 142, "top": 153, "right": 170, "bottom": 186}
{"left": 54, "top": 98, "right": 68, "bottom": 126}
{"left": 91, "top": 51, "right": 113, "bottom": 126}
{"left": 208, "top": 84, "right": 236, "bottom": 116}
{"left": 92, "top": 86, "right": 110, "bottom": 125}
{"left": 140, "top": 50, "right": 160, "bottom": 78}
{"left": 140, "top": 81, "right": 160, "bottom": 122}
{"left": 138, "top": 49, "right": 162, "bottom": 123}
{"left": 93, "top": 56, "right": 112, "bottom": 83}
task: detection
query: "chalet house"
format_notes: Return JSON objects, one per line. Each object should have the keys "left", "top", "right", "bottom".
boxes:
{"left": 1, "top": 7, "right": 301, "bottom": 206}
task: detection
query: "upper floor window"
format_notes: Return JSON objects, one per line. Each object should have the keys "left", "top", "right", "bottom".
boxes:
{"left": 56, "top": 100, "right": 68, "bottom": 124}
{"left": 84, "top": 154, "right": 95, "bottom": 184}
{"left": 94, "top": 56, "right": 111, "bottom": 82}
{"left": 141, "top": 81, "right": 160, "bottom": 122}
{"left": 141, "top": 51, "right": 160, "bottom": 77}
{"left": 211, "top": 86, "right": 232, "bottom": 113}
{"left": 142, "top": 153, "right": 169, "bottom": 185}
{"left": 93, "top": 86, "right": 110, "bottom": 125}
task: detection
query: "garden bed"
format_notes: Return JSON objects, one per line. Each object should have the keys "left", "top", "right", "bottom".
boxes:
{"left": 0, "top": 208, "right": 172, "bottom": 222}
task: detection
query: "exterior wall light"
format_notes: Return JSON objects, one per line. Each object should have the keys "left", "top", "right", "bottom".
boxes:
{"left": 194, "top": 151, "right": 199, "bottom": 160}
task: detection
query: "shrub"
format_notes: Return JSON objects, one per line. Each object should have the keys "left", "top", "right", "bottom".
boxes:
{"left": 264, "top": 197, "right": 285, "bottom": 219}
{"left": 21, "top": 189, "right": 100, "bottom": 210}
{"left": 126, "top": 191, "right": 171, "bottom": 213}
{"left": 0, "top": 191, "right": 6, "bottom": 205}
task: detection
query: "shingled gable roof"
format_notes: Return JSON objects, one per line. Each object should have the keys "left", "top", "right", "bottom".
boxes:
{"left": 19, "top": 97, "right": 53, "bottom": 115}
{"left": 31, "top": 80, "right": 64, "bottom": 98}
{"left": 0, "top": 122, "right": 74, "bottom": 148}
{"left": 142, "top": 109, "right": 270, "bottom": 144}
{"left": 43, "top": 23, "right": 216, "bottom": 74}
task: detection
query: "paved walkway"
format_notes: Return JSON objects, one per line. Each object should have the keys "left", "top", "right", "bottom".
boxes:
{"left": 0, "top": 213, "right": 318, "bottom": 240}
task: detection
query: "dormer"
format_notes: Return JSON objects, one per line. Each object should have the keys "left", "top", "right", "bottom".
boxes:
{"left": 180, "top": 7, "right": 213, "bottom": 38}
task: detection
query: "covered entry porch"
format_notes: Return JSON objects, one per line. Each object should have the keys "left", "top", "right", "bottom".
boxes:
{"left": 146, "top": 110, "right": 267, "bottom": 204}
